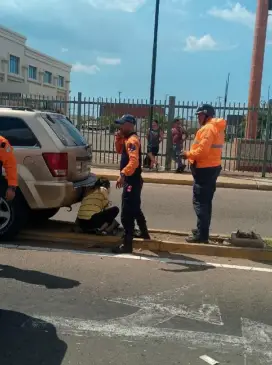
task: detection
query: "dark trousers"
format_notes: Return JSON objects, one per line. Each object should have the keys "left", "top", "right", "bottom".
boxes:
{"left": 0, "top": 177, "right": 7, "bottom": 198}
{"left": 121, "top": 178, "right": 147, "bottom": 237}
{"left": 192, "top": 166, "right": 222, "bottom": 241}
{"left": 78, "top": 206, "right": 119, "bottom": 232}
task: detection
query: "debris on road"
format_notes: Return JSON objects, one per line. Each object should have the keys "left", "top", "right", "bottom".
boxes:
{"left": 230, "top": 230, "right": 266, "bottom": 249}
{"left": 199, "top": 355, "right": 219, "bottom": 365}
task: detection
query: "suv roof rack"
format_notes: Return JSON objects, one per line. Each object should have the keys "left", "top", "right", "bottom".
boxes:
{"left": 0, "top": 106, "right": 35, "bottom": 111}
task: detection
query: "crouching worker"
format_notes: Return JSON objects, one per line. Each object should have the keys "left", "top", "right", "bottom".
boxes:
{"left": 76, "top": 178, "right": 120, "bottom": 235}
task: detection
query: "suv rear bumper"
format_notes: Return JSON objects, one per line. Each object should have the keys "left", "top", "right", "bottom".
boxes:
{"left": 23, "top": 173, "right": 97, "bottom": 210}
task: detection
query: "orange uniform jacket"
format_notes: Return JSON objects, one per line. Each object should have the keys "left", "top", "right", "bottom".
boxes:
{"left": 0, "top": 136, "right": 18, "bottom": 186}
{"left": 115, "top": 133, "right": 140, "bottom": 176}
{"left": 185, "top": 118, "right": 226, "bottom": 168}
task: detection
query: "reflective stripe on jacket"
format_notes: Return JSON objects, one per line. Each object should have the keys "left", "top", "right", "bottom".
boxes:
{"left": 186, "top": 118, "right": 226, "bottom": 168}
{"left": 77, "top": 187, "right": 109, "bottom": 220}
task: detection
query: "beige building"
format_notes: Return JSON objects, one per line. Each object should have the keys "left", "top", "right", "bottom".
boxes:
{"left": 0, "top": 25, "right": 71, "bottom": 104}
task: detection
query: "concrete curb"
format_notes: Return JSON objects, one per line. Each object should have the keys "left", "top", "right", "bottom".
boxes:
{"left": 17, "top": 223, "right": 272, "bottom": 262}
{"left": 93, "top": 172, "right": 272, "bottom": 191}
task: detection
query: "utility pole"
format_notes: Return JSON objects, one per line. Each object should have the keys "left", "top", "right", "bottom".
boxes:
{"left": 223, "top": 72, "right": 230, "bottom": 119}
{"left": 149, "top": 0, "right": 161, "bottom": 130}
{"left": 118, "top": 91, "right": 122, "bottom": 102}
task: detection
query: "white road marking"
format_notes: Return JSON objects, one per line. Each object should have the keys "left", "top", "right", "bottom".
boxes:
{"left": 200, "top": 355, "right": 219, "bottom": 365}
{"left": 77, "top": 251, "right": 272, "bottom": 273}
{"left": 32, "top": 315, "right": 272, "bottom": 364}
{"left": 5, "top": 244, "right": 272, "bottom": 273}
{"left": 109, "top": 286, "right": 223, "bottom": 326}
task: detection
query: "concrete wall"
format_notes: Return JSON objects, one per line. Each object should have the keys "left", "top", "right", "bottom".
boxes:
{"left": 0, "top": 25, "right": 71, "bottom": 101}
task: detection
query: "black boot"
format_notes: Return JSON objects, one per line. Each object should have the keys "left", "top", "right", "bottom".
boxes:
{"left": 185, "top": 236, "right": 209, "bottom": 244}
{"left": 136, "top": 216, "right": 151, "bottom": 240}
{"left": 176, "top": 165, "right": 186, "bottom": 173}
{"left": 112, "top": 235, "right": 133, "bottom": 254}
{"left": 134, "top": 230, "right": 151, "bottom": 240}
{"left": 192, "top": 228, "right": 198, "bottom": 236}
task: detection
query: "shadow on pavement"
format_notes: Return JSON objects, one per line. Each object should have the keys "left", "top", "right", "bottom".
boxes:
{"left": 0, "top": 309, "right": 67, "bottom": 365}
{"left": 0, "top": 264, "right": 80, "bottom": 289}
{"left": 139, "top": 252, "right": 215, "bottom": 273}
{"left": 254, "top": 259, "right": 272, "bottom": 266}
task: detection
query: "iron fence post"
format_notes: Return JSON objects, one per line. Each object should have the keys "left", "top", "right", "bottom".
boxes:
{"left": 262, "top": 103, "right": 271, "bottom": 177}
{"left": 77, "top": 92, "right": 82, "bottom": 129}
{"left": 165, "top": 96, "right": 175, "bottom": 171}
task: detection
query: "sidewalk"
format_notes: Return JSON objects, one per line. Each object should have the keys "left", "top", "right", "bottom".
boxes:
{"left": 92, "top": 167, "right": 272, "bottom": 191}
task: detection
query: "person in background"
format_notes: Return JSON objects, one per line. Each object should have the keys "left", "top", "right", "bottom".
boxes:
{"left": 181, "top": 104, "right": 226, "bottom": 244}
{"left": 171, "top": 118, "right": 188, "bottom": 173}
{"left": 114, "top": 114, "right": 150, "bottom": 254}
{"left": 76, "top": 178, "right": 120, "bottom": 235}
{"left": 146, "top": 120, "right": 164, "bottom": 170}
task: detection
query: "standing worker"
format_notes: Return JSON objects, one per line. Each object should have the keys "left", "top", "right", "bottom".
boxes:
{"left": 113, "top": 114, "right": 150, "bottom": 254}
{"left": 181, "top": 104, "right": 226, "bottom": 244}
{"left": 146, "top": 119, "right": 164, "bottom": 170}
{"left": 0, "top": 136, "right": 17, "bottom": 203}
{"left": 171, "top": 118, "right": 188, "bottom": 173}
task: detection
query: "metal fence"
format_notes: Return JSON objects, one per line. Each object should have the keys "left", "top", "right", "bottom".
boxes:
{"left": 1, "top": 93, "right": 272, "bottom": 177}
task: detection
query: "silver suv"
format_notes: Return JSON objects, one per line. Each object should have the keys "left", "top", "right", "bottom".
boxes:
{"left": 0, "top": 107, "right": 95, "bottom": 240}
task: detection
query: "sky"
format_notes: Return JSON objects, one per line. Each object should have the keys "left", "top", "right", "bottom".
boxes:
{"left": 0, "top": 0, "right": 271, "bottom": 103}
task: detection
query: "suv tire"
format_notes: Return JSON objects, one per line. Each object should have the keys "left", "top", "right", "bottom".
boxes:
{"left": 30, "top": 208, "right": 60, "bottom": 223}
{"left": 0, "top": 192, "right": 29, "bottom": 241}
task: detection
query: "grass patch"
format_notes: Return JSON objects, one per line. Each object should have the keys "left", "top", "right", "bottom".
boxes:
{"left": 265, "top": 239, "right": 272, "bottom": 248}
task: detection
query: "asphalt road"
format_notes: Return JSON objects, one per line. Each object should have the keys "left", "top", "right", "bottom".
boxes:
{"left": 54, "top": 183, "right": 272, "bottom": 237}
{"left": 0, "top": 247, "right": 272, "bottom": 365}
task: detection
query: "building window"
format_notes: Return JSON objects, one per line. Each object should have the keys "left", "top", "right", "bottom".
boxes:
{"left": 58, "top": 76, "right": 64, "bottom": 88}
{"left": 28, "top": 66, "right": 37, "bottom": 80}
{"left": 9, "top": 55, "right": 20, "bottom": 75}
{"left": 44, "top": 71, "right": 52, "bottom": 84}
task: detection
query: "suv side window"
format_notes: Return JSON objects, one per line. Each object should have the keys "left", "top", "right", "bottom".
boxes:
{"left": 0, "top": 116, "right": 40, "bottom": 147}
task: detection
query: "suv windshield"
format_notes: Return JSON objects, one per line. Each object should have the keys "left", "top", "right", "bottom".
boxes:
{"left": 42, "top": 113, "right": 87, "bottom": 147}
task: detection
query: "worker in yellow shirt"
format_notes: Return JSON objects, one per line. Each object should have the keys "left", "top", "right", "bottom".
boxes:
{"left": 76, "top": 178, "right": 119, "bottom": 234}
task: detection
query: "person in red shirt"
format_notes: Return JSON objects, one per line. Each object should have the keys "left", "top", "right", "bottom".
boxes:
{"left": 171, "top": 118, "right": 188, "bottom": 173}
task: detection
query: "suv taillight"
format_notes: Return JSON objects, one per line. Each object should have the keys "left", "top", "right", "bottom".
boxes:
{"left": 43, "top": 153, "right": 68, "bottom": 177}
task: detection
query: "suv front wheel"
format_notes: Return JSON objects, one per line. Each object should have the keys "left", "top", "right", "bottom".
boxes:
{"left": 0, "top": 193, "right": 29, "bottom": 241}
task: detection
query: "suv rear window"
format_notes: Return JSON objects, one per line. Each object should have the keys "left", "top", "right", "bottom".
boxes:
{"left": 42, "top": 113, "right": 87, "bottom": 147}
{"left": 0, "top": 116, "right": 40, "bottom": 147}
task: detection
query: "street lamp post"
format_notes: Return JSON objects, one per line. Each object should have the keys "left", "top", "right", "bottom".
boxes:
{"left": 223, "top": 72, "right": 230, "bottom": 119}
{"left": 149, "top": 0, "right": 161, "bottom": 130}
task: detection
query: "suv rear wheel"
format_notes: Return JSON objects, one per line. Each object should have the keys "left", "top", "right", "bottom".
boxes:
{"left": 0, "top": 192, "right": 29, "bottom": 241}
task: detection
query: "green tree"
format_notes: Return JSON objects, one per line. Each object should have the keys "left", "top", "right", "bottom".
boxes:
{"left": 238, "top": 110, "right": 270, "bottom": 139}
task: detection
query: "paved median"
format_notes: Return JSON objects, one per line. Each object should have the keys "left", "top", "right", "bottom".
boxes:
{"left": 92, "top": 168, "right": 272, "bottom": 191}
{"left": 16, "top": 220, "right": 272, "bottom": 262}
